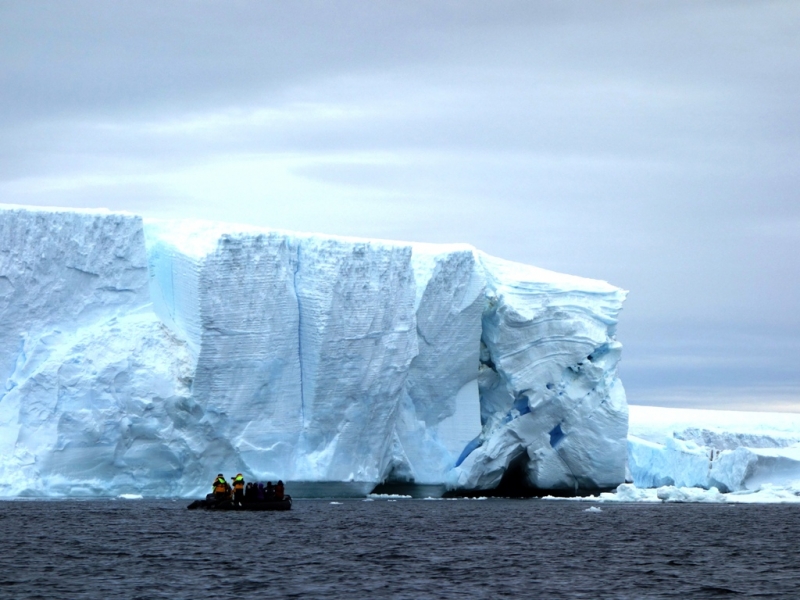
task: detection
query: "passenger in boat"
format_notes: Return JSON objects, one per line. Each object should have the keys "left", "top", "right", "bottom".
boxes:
{"left": 265, "top": 481, "right": 275, "bottom": 500}
{"left": 257, "top": 483, "right": 265, "bottom": 501}
{"left": 275, "top": 480, "right": 285, "bottom": 501}
{"left": 232, "top": 473, "right": 245, "bottom": 506}
{"left": 244, "top": 482, "right": 255, "bottom": 505}
{"left": 212, "top": 474, "right": 230, "bottom": 502}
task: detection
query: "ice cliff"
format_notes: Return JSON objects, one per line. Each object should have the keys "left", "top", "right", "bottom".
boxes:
{"left": 0, "top": 205, "right": 628, "bottom": 497}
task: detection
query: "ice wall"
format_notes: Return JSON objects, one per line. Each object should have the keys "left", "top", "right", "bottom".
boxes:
{"left": 0, "top": 206, "right": 150, "bottom": 379}
{"left": 451, "top": 254, "right": 628, "bottom": 491}
{"left": 146, "top": 222, "right": 306, "bottom": 486}
{"left": 145, "top": 223, "right": 488, "bottom": 488}
{"left": 0, "top": 205, "right": 629, "bottom": 497}
{"left": 628, "top": 406, "right": 800, "bottom": 492}
{"left": 0, "top": 207, "right": 194, "bottom": 496}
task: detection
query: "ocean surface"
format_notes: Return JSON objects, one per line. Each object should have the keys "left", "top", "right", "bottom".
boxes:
{"left": 2, "top": 498, "right": 799, "bottom": 599}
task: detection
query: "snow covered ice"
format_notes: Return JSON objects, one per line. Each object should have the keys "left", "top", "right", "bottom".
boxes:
{"left": 0, "top": 205, "right": 629, "bottom": 497}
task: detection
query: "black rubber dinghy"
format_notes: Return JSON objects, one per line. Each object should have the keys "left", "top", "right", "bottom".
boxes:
{"left": 187, "top": 495, "right": 292, "bottom": 511}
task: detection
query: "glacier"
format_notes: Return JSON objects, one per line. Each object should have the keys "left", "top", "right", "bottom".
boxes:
{"left": 0, "top": 205, "right": 629, "bottom": 498}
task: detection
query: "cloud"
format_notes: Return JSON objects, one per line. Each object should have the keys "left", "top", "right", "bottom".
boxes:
{"left": 631, "top": 386, "right": 800, "bottom": 414}
{"left": 1, "top": 0, "right": 799, "bottom": 410}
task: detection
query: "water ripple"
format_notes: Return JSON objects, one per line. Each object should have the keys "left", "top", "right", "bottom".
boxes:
{"left": 0, "top": 500, "right": 798, "bottom": 598}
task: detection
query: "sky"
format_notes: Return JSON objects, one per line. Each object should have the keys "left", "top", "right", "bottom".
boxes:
{"left": 1, "top": 1, "right": 798, "bottom": 411}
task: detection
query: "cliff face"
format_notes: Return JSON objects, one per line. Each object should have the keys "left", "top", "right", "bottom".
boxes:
{"left": 0, "top": 206, "right": 627, "bottom": 497}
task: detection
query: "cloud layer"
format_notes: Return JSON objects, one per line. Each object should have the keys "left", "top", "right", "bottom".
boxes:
{"left": 2, "top": 1, "right": 799, "bottom": 409}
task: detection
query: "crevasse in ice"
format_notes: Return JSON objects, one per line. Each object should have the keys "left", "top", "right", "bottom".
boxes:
{"left": 0, "top": 205, "right": 628, "bottom": 497}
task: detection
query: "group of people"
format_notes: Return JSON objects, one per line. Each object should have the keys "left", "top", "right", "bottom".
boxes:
{"left": 211, "top": 473, "right": 285, "bottom": 506}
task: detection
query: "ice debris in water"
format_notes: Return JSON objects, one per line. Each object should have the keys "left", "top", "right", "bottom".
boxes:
{"left": 367, "top": 494, "right": 412, "bottom": 499}
{"left": 584, "top": 506, "right": 602, "bottom": 512}
{"left": 0, "top": 205, "right": 628, "bottom": 498}
{"left": 552, "top": 482, "right": 800, "bottom": 504}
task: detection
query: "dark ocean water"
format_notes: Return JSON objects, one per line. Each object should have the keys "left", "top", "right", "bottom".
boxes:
{"left": 2, "top": 498, "right": 799, "bottom": 599}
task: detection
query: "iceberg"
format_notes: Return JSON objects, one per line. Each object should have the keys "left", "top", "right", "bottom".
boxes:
{"left": 627, "top": 405, "right": 800, "bottom": 495}
{"left": 0, "top": 205, "right": 628, "bottom": 497}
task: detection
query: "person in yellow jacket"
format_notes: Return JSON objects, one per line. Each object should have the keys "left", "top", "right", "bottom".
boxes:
{"left": 212, "top": 474, "right": 230, "bottom": 502}
{"left": 232, "top": 473, "right": 245, "bottom": 506}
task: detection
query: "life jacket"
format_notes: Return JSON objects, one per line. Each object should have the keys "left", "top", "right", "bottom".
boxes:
{"left": 275, "top": 482, "right": 285, "bottom": 500}
{"left": 233, "top": 475, "right": 245, "bottom": 491}
{"left": 213, "top": 477, "right": 228, "bottom": 493}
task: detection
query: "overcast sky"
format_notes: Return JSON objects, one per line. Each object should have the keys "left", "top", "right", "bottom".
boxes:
{"left": 2, "top": 0, "right": 798, "bottom": 411}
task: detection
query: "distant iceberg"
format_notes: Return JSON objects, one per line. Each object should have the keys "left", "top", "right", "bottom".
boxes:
{"left": 627, "top": 405, "right": 800, "bottom": 494}
{"left": 561, "top": 406, "right": 800, "bottom": 504}
{"left": 0, "top": 205, "right": 628, "bottom": 497}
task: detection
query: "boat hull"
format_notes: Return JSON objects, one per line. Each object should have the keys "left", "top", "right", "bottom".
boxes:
{"left": 187, "top": 495, "right": 292, "bottom": 511}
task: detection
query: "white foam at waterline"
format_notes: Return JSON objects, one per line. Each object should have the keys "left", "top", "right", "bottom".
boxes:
{"left": 367, "top": 494, "right": 412, "bottom": 499}
{"left": 544, "top": 482, "right": 800, "bottom": 504}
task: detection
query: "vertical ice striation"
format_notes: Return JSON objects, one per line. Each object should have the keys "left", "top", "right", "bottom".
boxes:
{"left": 0, "top": 206, "right": 630, "bottom": 497}
{"left": 146, "top": 222, "right": 307, "bottom": 485}
{"left": 291, "top": 238, "right": 418, "bottom": 482}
